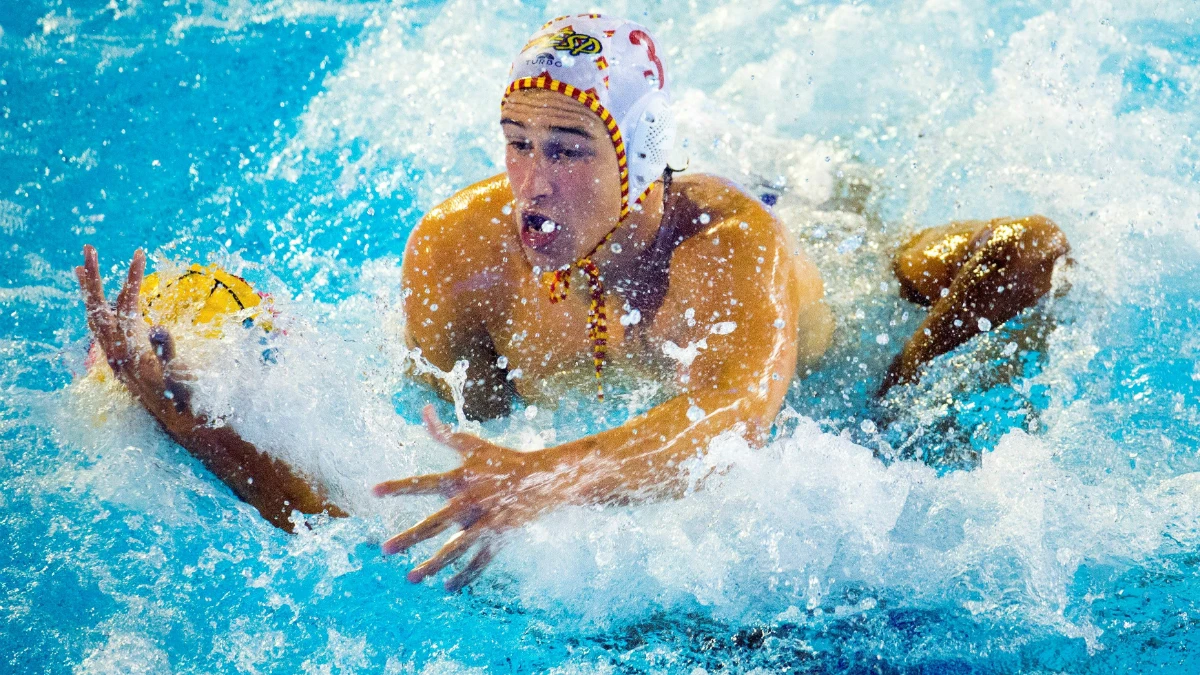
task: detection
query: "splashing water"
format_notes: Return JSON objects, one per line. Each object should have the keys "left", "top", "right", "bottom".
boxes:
{"left": 2, "top": 0, "right": 1199, "bottom": 672}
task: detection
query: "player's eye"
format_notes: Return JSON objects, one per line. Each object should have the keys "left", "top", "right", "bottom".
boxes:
{"left": 546, "top": 141, "right": 590, "bottom": 161}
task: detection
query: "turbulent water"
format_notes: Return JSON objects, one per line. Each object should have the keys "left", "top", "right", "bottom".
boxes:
{"left": 2, "top": 0, "right": 1199, "bottom": 672}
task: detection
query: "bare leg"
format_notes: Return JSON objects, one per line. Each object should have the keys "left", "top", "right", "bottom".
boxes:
{"left": 880, "top": 215, "right": 1069, "bottom": 395}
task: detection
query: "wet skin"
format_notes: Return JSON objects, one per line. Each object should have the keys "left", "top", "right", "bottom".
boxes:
{"left": 375, "top": 90, "right": 835, "bottom": 588}
{"left": 74, "top": 246, "right": 346, "bottom": 529}
{"left": 884, "top": 216, "right": 1070, "bottom": 393}
{"left": 76, "top": 89, "right": 1067, "bottom": 590}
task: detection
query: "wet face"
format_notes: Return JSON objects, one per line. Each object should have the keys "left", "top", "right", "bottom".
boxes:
{"left": 501, "top": 89, "right": 622, "bottom": 270}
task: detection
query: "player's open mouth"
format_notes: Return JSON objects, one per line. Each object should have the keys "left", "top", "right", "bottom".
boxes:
{"left": 520, "top": 212, "right": 562, "bottom": 251}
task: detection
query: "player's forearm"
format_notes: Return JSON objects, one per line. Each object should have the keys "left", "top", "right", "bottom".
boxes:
{"left": 547, "top": 390, "right": 775, "bottom": 505}
{"left": 167, "top": 419, "right": 346, "bottom": 528}
{"left": 134, "top": 378, "right": 345, "bottom": 529}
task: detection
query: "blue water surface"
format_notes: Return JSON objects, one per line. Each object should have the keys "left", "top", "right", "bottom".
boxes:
{"left": 2, "top": 1, "right": 1200, "bottom": 673}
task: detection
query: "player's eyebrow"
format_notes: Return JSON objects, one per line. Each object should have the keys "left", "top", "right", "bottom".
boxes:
{"left": 548, "top": 125, "right": 594, "bottom": 139}
{"left": 501, "top": 117, "right": 594, "bottom": 140}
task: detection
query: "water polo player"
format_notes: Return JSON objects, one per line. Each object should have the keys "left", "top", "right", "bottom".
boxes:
{"left": 77, "top": 15, "right": 1067, "bottom": 590}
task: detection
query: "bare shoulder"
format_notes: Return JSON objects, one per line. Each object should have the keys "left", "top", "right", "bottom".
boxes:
{"left": 669, "top": 174, "right": 822, "bottom": 304}
{"left": 671, "top": 174, "right": 787, "bottom": 253}
{"left": 650, "top": 173, "right": 830, "bottom": 359}
{"left": 403, "top": 173, "right": 517, "bottom": 280}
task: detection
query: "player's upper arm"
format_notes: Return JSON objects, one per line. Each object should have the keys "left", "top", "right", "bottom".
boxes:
{"left": 654, "top": 209, "right": 802, "bottom": 411}
{"left": 401, "top": 209, "right": 479, "bottom": 378}
{"left": 400, "top": 190, "right": 516, "bottom": 418}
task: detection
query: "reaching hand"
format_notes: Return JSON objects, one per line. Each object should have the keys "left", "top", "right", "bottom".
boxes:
{"left": 374, "top": 405, "right": 577, "bottom": 592}
{"left": 76, "top": 246, "right": 187, "bottom": 418}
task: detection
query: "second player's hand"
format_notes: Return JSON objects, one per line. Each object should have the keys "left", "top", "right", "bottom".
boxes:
{"left": 373, "top": 404, "right": 580, "bottom": 592}
{"left": 76, "top": 245, "right": 187, "bottom": 419}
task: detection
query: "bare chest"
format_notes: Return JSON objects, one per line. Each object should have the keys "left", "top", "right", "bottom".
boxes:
{"left": 494, "top": 286, "right": 675, "bottom": 403}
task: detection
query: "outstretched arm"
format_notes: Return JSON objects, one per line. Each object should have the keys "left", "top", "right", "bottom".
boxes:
{"left": 77, "top": 246, "right": 345, "bottom": 528}
{"left": 375, "top": 212, "right": 810, "bottom": 589}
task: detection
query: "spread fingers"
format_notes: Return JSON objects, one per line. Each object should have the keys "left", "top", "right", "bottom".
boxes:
{"left": 407, "top": 528, "right": 483, "bottom": 584}
{"left": 373, "top": 470, "right": 462, "bottom": 498}
{"left": 381, "top": 504, "right": 457, "bottom": 556}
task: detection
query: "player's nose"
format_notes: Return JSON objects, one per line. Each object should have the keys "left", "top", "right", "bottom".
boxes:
{"left": 513, "top": 156, "right": 554, "bottom": 204}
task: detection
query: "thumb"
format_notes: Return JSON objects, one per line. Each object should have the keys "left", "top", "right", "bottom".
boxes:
{"left": 422, "top": 404, "right": 452, "bottom": 443}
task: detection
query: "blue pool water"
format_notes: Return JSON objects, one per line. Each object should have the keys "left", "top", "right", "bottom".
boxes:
{"left": 2, "top": 0, "right": 1200, "bottom": 672}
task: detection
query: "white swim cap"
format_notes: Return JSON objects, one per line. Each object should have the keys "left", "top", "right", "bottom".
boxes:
{"left": 505, "top": 14, "right": 675, "bottom": 220}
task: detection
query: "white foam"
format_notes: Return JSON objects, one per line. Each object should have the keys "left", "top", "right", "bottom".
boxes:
{"left": 75, "top": 632, "right": 172, "bottom": 675}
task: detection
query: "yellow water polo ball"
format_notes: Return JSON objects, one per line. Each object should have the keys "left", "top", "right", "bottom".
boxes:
{"left": 139, "top": 263, "right": 273, "bottom": 334}
{"left": 83, "top": 263, "right": 274, "bottom": 386}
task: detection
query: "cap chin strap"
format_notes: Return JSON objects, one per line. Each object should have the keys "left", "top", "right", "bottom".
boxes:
{"left": 508, "top": 78, "right": 669, "bottom": 401}
{"left": 541, "top": 187, "right": 650, "bottom": 402}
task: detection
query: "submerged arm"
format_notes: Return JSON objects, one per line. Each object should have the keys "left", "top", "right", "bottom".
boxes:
{"left": 77, "top": 246, "right": 344, "bottom": 528}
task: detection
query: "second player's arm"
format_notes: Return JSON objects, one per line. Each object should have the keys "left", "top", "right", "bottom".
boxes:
{"left": 77, "top": 247, "right": 345, "bottom": 529}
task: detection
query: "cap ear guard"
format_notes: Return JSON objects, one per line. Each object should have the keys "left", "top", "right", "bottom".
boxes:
{"left": 625, "top": 91, "right": 676, "bottom": 201}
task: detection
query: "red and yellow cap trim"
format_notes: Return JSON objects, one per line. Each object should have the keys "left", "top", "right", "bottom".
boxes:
{"left": 504, "top": 74, "right": 654, "bottom": 220}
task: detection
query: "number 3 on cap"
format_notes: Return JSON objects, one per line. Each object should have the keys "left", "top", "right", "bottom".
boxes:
{"left": 629, "top": 30, "right": 665, "bottom": 89}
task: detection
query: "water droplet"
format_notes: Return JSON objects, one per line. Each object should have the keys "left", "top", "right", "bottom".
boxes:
{"left": 524, "top": 405, "right": 538, "bottom": 419}
{"left": 773, "top": 318, "right": 785, "bottom": 329}
{"left": 687, "top": 405, "right": 706, "bottom": 422}
{"left": 541, "top": 220, "right": 556, "bottom": 233}
{"left": 699, "top": 213, "right": 711, "bottom": 224}
{"left": 837, "top": 235, "right": 862, "bottom": 254}
{"left": 860, "top": 419, "right": 877, "bottom": 433}
{"left": 977, "top": 317, "right": 992, "bottom": 332}
{"left": 739, "top": 221, "right": 749, "bottom": 230}
{"left": 610, "top": 242, "right": 622, "bottom": 254}
{"left": 876, "top": 333, "right": 890, "bottom": 345}
{"left": 501, "top": 203, "right": 512, "bottom": 215}
{"left": 496, "top": 356, "right": 508, "bottom": 368}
